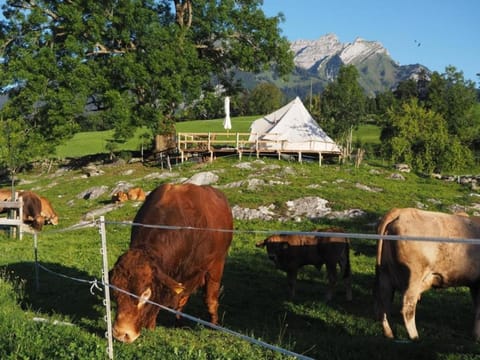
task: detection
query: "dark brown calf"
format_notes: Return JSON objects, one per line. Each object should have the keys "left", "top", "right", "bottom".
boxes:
{"left": 256, "top": 227, "right": 352, "bottom": 301}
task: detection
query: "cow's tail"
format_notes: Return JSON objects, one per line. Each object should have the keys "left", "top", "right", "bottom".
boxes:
{"left": 375, "top": 208, "right": 402, "bottom": 266}
{"left": 374, "top": 208, "right": 402, "bottom": 302}
{"left": 374, "top": 208, "right": 402, "bottom": 323}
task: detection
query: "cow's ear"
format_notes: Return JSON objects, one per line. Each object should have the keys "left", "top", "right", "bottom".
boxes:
{"left": 152, "top": 264, "right": 186, "bottom": 295}
{"left": 138, "top": 288, "right": 152, "bottom": 308}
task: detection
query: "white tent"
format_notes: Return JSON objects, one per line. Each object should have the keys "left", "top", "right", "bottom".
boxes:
{"left": 248, "top": 97, "right": 341, "bottom": 153}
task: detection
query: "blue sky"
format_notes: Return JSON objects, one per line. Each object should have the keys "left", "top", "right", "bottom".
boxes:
{"left": 262, "top": 0, "right": 479, "bottom": 86}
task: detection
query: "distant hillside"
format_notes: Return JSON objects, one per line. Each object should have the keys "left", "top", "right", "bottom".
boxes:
{"left": 238, "top": 33, "right": 430, "bottom": 98}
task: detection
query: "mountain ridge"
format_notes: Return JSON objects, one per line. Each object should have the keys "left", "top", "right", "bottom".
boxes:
{"left": 286, "top": 33, "right": 429, "bottom": 96}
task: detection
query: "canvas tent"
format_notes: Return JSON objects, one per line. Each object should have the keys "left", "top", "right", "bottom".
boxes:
{"left": 248, "top": 97, "right": 341, "bottom": 154}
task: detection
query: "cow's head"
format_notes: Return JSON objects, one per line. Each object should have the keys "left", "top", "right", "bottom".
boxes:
{"left": 112, "top": 191, "right": 128, "bottom": 204}
{"left": 26, "top": 214, "right": 45, "bottom": 231}
{"left": 42, "top": 212, "right": 59, "bottom": 225}
{"left": 109, "top": 249, "right": 185, "bottom": 343}
{"left": 256, "top": 235, "right": 290, "bottom": 267}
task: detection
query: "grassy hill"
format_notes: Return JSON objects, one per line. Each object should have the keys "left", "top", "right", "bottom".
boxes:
{"left": 1, "top": 143, "right": 480, "bottom": 358}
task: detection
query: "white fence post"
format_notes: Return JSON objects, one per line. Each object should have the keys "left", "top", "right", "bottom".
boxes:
{"left": 34, "top": 232, "right": 39, "bottom": 291}
{"left": 99, "top": 216, "right": 114, "bottom": 359}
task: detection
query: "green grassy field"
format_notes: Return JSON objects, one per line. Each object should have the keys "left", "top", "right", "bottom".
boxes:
{"left": 1, "top": 150, "right": 480, "bottom": 359}
{"left": 55, "top": 116, "right": 260, "bottom": 158}
{"left": 55, "top": 118, "right": 381, "bottom": 159}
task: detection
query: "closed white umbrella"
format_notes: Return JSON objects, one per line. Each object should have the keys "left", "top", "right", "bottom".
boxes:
{"left": 223, "top": 96, "right": 232, "bottom": 131}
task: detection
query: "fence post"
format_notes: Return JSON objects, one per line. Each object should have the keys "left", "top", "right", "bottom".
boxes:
{"left": 34, "top": 232, "right": 39, "bottom": 291}
{"left": 99, "top": 216, "right": 114, "bottom": 359}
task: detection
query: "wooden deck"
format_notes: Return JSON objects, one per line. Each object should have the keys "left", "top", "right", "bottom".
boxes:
{"left": 176, "top": 132, "right": 341, "bottom": 165}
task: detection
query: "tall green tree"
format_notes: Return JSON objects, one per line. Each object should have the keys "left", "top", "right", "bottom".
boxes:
{"left": 0, "top": 0, "right": 294, "bottom": 159}
{"left": 247, "top": 82, "right": 284, "bottom": 115}
{"left": 0, "top": 117, "right": 48, "bottom": 186}
{"left": 425, "top": 66, "right": 478, "bottom": 142}
{"left": 381, "top": 99, "right": 472, "bottom": 173}
{"left": 319, "top": 65, "right": 366, "bottom": 150}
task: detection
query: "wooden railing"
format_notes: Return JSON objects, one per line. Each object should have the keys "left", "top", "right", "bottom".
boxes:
{"left": 177, "top": 132, "right": 252, "bottom": 151}
{"left": 176, "top": 132, "right": 342, "bottom": 164}
{"left": 0, "top": 193, "right": 24, "bottom": 239}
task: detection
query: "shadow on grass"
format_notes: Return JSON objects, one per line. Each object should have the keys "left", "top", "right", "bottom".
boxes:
{"left": 2, "top": 261, "right": 105, "bottom": 335}
{"left": 3, "top": 253, "right": 480, "bottom": 359}
{"left": 220, "top": 250, "right": 480, "bottom": 359}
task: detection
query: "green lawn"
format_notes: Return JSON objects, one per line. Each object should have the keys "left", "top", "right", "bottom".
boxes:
{"left": 353, "top": 124, "right": 381, "bottom": 144}
{"left": 55, "top": 118, "right": 381, "bottom": 159}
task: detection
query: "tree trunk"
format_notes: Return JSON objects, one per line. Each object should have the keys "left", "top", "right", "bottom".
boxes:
{"left": 174, "top": 0, "right": 193, "bottom": 29}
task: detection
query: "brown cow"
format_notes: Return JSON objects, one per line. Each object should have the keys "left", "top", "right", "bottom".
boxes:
{"left": 127, "top": 187, "right": 146, "bottom": 201}
{"left": 374, "top": 208, "right": 480, "bottom": 340}
{"left": 256, "top": 227, "right": 352, "bottom": 301}
{"left": 18, "top": 191, "right": 45, "bottom": 231}
{"left": 39, "top": 196, "right": 59, "bottom": 225}
{"left": 109, "top": 183, "right": 233, "bottom": 343}
{"left": 112, "top": 191, "right": 128, "bottom": 203}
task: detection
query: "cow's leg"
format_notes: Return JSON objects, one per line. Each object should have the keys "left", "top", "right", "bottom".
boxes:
{"left": 374, "top": 266, "right": 395, "bottom": 339}
{"left": 469, "top": 285, "right": 480, "bottom": 340}
{"left": 324, "top": 261, "right": 337, "bottom": 302}
{"left": 339, "top": 253, "right": 352, "bottom": 301}
{"left": 402, "top": 291, "right": 422, "bottom": 339}
{"left": 286, "top": 269, "right": 298, "bottom": 300}
{"left": 204, "top": 261, "right": 226, "bottom": 324}
{"left": 401, "top": 281, "right": 424, "bottom": 340}
{"left": 401, "top": 272, "right": 440, "bottom": 340}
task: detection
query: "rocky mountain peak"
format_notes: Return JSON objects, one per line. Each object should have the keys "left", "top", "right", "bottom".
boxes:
{"left": 340, "top": 37, "right": 390, "bottom": 64}
{"left": 291, "top": 34, "right": 390, "bottom": 71}
{"left": 285, "top": 33, "right": 429, "bottom": 96}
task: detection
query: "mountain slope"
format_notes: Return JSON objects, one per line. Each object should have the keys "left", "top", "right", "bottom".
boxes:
{"left": 289, "top": 33, "right": 429, "bottom": 96}
{"left": 239, "top": 33, "right": 429, "bottom": 98}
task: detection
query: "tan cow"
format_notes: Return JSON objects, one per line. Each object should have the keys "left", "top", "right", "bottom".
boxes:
{"left": 18, "top": 191, "right": 45, "bottom": 230}
{"left": 127, "top": 187, "right": 146, "bottom": 201}
{"left": 374, "top": 208, "right": 480, "bottom": 340}
{"left": 112, "top": 191, "right": 128, "bottom": 203}
{"left": 256, "top": 227, "right": 352, "bottom": 301}
{"left": 39, "top": 196, "right": 59, "bottom": 225}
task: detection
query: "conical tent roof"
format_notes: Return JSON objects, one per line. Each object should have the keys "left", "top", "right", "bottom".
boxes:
{"left": 249, "top": 97, "right": 341, "bottom": 153}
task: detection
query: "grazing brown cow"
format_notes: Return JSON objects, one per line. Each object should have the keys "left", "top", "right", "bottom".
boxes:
{"left": 39, "top": 196, "right": 59, "bottom": 225}
{"left": 256, "top": 227, "right": 352, "bottom": 301}
{"left": 109, "top": 183, "right": 233, "bottom": 343}
{"left": 374, "top": 208, "right": 480, "bottom": 340}
{"left": 127, "top": 187, "right": 146, "bottom": 201}
{"left": 18, "top": 191, "right": 45, "bottom": 231}
{"left": 112, "top": 191, "right": 128, "bottom": 203}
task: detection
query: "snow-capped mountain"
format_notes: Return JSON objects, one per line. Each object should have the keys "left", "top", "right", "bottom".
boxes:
{"left": 291, "top": 34, "right": 390, "bottom": 71}
{"left": 237, "top": 33, "right": 429, "bottom": 97}
{"left": 287, "top": 34, "right": 429, "bottom": 95}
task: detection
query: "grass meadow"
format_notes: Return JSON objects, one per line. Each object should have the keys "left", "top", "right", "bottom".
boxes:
{"left": 55, "top": 116, "right": 259, "bottom": 159}
{"left": 1, "top": 118, "right": 480, "bottom": 359}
